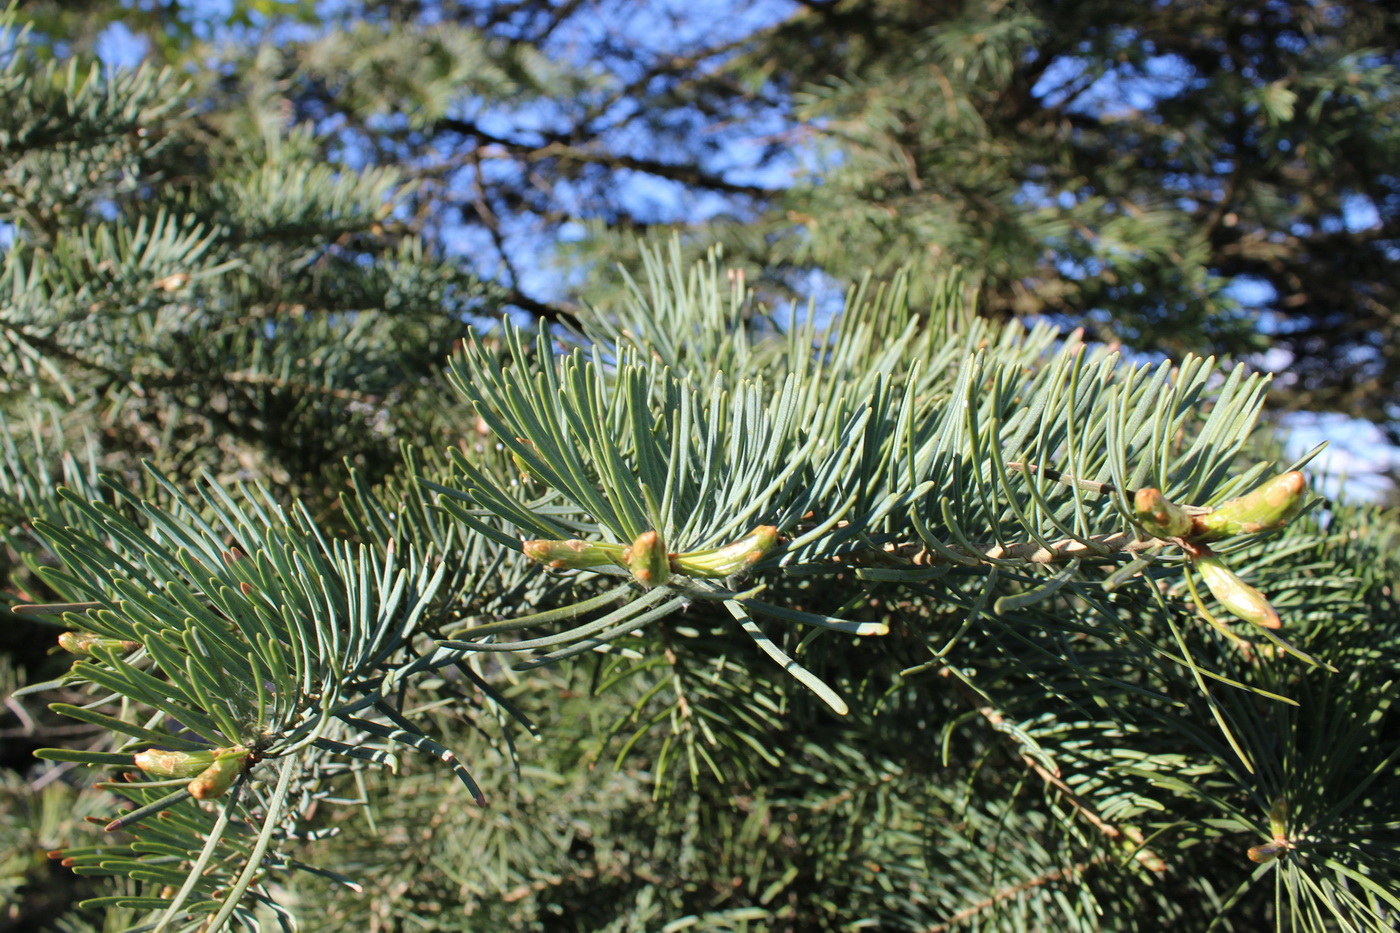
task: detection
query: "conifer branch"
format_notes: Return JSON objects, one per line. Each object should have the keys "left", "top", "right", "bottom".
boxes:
{"left": 139, "top": 367, "right": 384, "bottom": 404}
{"left": 433, "top": 116, "right": 778, "bottom": 196}
{"left": 957, "top": 684, "right": 1166, "bottom": 871}
{"left": 4, "top": 16, "right": 1392, "bottom": 920}
{"left": 922, "top": 862, "right": 1090, "bottom": 933}
{"left": 834, "top": 531, "right": 1159, "bottom": 569}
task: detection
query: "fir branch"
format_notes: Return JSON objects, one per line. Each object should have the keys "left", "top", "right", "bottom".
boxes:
{"left": 832, "top": 530, "right": 1158, "bottom": 569}
{"left": 433, "top": 115, "right": 778, "bottom": 196}
{"left": 921, "top": 861, "right": 1091, "bottom": 933}
{"left": 951, "top": 674, "right": 1166, "bottom": 870}
{"left": 139, "top": 366, "right": 385, "bottom": 405}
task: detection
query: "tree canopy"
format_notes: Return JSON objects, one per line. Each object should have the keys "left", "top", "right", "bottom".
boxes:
{"left": 34, "top": 0, "right": 1400, "bottom": 442}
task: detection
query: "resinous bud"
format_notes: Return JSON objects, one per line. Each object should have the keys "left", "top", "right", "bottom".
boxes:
{"left": 134, "top": 745, "right": 247, "bottom": 781}
{"left": 1194, "top": 550, "right": 1282, "bottom": 629}
{"left": 623, "top": 530, "right": 670, "bottom": 588}
{"left": 1193, "top": 471, "right": 1308, "bottom": 542}
{"left": 187, "top": 748, "right": 251, "bottom": 800}
{"left": 134, "top": 748, "right": 220, "bottom": 779}
{"left": 1247, "top": 840, "right": 1288, "bottom": 863}
{"left": 1246, "top": 796, "right": 1293, "bottom": 863}
{"left": 58, "top": 632, "right": 141, "bottom": 655}
{"left": 672, "top": 526, "right": 780, "bottom": 578}
{"left": 521, "top": 538, "right": 618, "bottom": 570}
{"left": 1134, "top": 488, "right": 1193, "bottom": 539}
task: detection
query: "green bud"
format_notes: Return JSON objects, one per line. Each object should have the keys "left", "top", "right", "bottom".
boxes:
{"left": 1194, "top": 549, "right": 1282, "bottom": 629}
{"left": 521, "top": 538, "right": 621, "bottom": 570}
{"left": 671, "top": 526, "right": 780, "bottom": 578}
{"left": 1193, "top": 471, "right": 1308, "bottom": 542}
{"left": 187, "top": 748, "right": 250, "bottom": 799}
{"left": 58, "top": 632, "right": 140, "bottom": 655}
{"left": 134, "top": 745, "right": 247, "bottom": 781}
{"left": 623, "top": 530, "right": 670, "bottom": 588}
{"left": 1246, "top": 797, "right": 1293, "bottom": 862}
{"left": 134, "top": 748, "right": 220, "bottom": 779}
{"left": 1133, "top": 488, "right": 1193, "bottom": 539}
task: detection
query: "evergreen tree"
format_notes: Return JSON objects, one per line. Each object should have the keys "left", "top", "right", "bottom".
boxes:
{"left": 0, "top": 2, "right": 495, "bottom": 502}
{"left": 44, "top": 0, "right": 1399, "bottom": 443}
{"left": 729, "top": 0, "right": 1400, "bottom": 442}
{"left": 2, "top": 5, "right": 1398, "bottom": 933}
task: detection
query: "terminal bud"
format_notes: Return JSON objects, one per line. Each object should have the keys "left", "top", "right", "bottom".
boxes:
{"left": 1248, "top": 796, "right": 1293, "bottom": 862}
{"left": 1193, "top": 472, "right": 1308, "bottom": 542}
{"left": 135, "top": 745, "right": 248, "bottom": 783}
{"left": 672, "top": 526, "right": 780, "bottom": 578}
{"left": 1247, "top": 841, "right": 1289, "bottom": 863}
{"left": 58, "top": 632, "right": 140, "bottom": 655}
{"left": 521, "top": 538, "right": 618, "bottom": 570}
{"left": 134, "top": 748, "right": 221, "bottom": 779}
